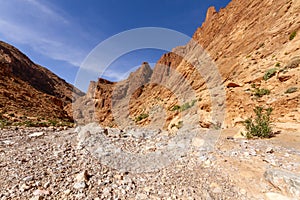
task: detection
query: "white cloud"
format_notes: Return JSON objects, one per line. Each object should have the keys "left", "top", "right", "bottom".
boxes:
{"left": 25, "top": 0, "right": 69, "bottom": 24}
{"left": 102, "top": 68, "right": 134, "bottom": 81}
{"left": 0, "top": 0, "right": 89, "bottom": 67}
{"left": 0, "top": 0, "right": 161, "bottom": 90}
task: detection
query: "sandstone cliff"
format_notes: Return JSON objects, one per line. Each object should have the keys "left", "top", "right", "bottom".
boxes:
{"left": 0, "top": 41, "right": 84, "bottom": 124}
{"left": 76, "top": 0, "right": 300, "bottom": 132}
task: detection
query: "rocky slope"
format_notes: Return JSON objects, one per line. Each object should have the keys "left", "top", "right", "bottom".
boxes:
{"left": 0, "top": 41, "right": 84, "bottom": 125}
{"left": 0, "top": 124, "right": 299, "bottom": 199}
{"left": 78, "top": 0, "right": 300, "bottom": 133}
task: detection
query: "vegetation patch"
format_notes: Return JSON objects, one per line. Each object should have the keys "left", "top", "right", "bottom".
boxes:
{"left": 242, "top": 106, "right": 273, "bottom": 139}
{"left": 285, "top": 87, "right": 298, "bottom": 94}
{"left": 289, "top": 31, "right": 297, "bottom": 41}
{"left": 0, "top": 119, "right": 11, "bottom": 129}
{"left": 263, "top": 68, "right": 277, "bottom": 80}
{"left": 9, "top": 119, "right": 74, "bottom": 128}
{"left": 135, "top": 113, "right": 149, "bottom": 122}
{"left": 253, "top": 88, "right": 270, "bottom": 97}
{"left": 171, "top": 99, "right": 197, "bottom": 112}
{"left": 170, "top": 105, "right": 181, "bottom": 111}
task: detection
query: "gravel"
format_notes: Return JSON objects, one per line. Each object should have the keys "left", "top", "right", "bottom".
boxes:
{"left": 0, "top": 125, "right": 299, "bottom": 199}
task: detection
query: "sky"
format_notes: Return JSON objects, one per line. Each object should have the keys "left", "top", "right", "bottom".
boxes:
{"left": 0, "top": 0, "right": 231, "bottom": 91}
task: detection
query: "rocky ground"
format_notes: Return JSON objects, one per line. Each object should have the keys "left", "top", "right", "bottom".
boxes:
{"left": 0, "top": 124, "right": 299, "bottom": 200}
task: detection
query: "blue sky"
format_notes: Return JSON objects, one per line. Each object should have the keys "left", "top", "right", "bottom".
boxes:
{"left": 0, "top": 0, "right": 231, "bottom": 91}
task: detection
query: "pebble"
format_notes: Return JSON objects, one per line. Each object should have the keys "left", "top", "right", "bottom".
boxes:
{"left": 43, "top": 181, "right": 50, "bottom": 188}
{"left": 102, "top": 187, "right": 111, "bottom": 196}
{"left": 75, "top": 170, "right": 88, "bottom": 182}
{"left": 73, "top": 181, "right": 87, "bottom": 189}
{"left": 240, "top": 189, "right": 247, "bottom": 195}
{"left": 2, "top": 140, "right": 14, "bottom": 145}
{"left": 143, "top": 186, "right": 152, "bottom": 193}
{"left": 136, "top": 193, "right": 148, "bottom": 200}
{"left": 28, "top": 132, "right": 44, "bottom": 138}
{"left": 32, "top": 189, "right": 50, "bottom": 196}
{"left": 20, "top": 183, "right": 31, "bottom": 192}
{"left": 212, "top": 187, "right": 222, "bottom": 194}
{"left": 204, "top": 159, "right": 212, "bottom": 167}
{"left": 1, "top": 124, "right": 299, "bottom": 199}
{"left": 265, "top": 192, "right": 292, "bottom": 200}
{"left": 114, "top": 174, "right": 123, "bottom": 180}
{"left": 30, "top": 196, "right": 43, "bottom": 200}
{"left": 266, "top": 147, "right": 274, "bottom": 154}
{"left": 63, "top": 189, "right": 71, "bottom": 195}
{"left": 23, "top": 175, "right": 34, "bottom": 182}
{"left": 192, "top": 138, "right": 205, "bottom": 147}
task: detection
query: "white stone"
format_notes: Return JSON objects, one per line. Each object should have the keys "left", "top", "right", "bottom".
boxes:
{"left": 192, "top": 138, "right": 204, "bottom": 147}
{"left": 2, "top": 140, "right": 14, "bottom": 145}
{"left": 73, "top": 181, "right": 86, "bottom": 189}
{"left": 75, "top": 170, "right": 88, "bottom": 182}
{"left": 20, "top": 183, "right": 31, "bottom": 192}
{"left": 63, "top": 189, "right": 71, "bottom": 195}
{"left": 212, "top": 187, "right": 222, "bottom": 194}
{"left": 23, "top": 175, "right": 34, "bottom": 182}
{"left": 33, "top": 189, "right": 50, "bottom": 196}
{"left": 28, "top": 132, "right": 44, "bottom": 138}
{"left": 265, "top": 192, "right": 293, "bottom": 200}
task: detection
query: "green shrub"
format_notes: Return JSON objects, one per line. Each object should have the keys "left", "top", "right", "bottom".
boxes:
{"left": 289, "top": 31, "right": 297, "bottom": 41}
{"left": 170, "top": 99, "right": 197, "bottom": 112}
{"left": 48, "top": 120, "right": 58, "bottom": 126}
{"left": 37, "top": 122, "right": 49, "bottom": 127}
{"left": 22, "top": 120, "right": 46, "bottom": 127}
{"left": 0, "top": 119, "right": 10, "bottom": 129}
{"left": 58, "top": 121, "right": 74, "bottom": 127}
{"left": 191, "top": 99, "right": 197, "bottom": 106}
{"left": 170, "top": 121, "right": 183, "bottom": 129}
{"left": 180, "top": 99, "right": 197, "bottom": 112}
{"left": 263, "top": 68, "right": 277, "bottom": 80}
{"left": 242, "top": 107, "right": 273, "bottom": 139}
{"left": 253, "top": 88, "right": 270, "bottom": 97}
{"left": 135, "top": 113, "right": 149, "bottom": 122}
{"left": 180, "top": 102, "right": 192, "bottom": 112}
{"left": 20, "top": 115, "right": 27, "bottom": 120}
{"left": 170, "top": 105, "right": 181, "bottom": 111}
{"left": 24, "top": 120, "right": 36, "bottom": 127}
{"left": 155, "top": 97, "right": 162, "bottom": 101}
{"left": 275, "top": 62, "right": 280, "bottom": 67}
{"left": 285, "top": 87, "right": 298, "bottom": 94}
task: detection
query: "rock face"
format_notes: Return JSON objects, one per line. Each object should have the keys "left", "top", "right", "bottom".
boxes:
{"left": 264, "top": 169, "right": 300, "bottom": 197}
{"left": 0, "top": 41, "right": 84, "bottom": 123}
{"left": 79, "top": 0, "right": 300, "bottom": 130}
{"left": 74, "top": 62, "right": 154, "bottom": 126}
